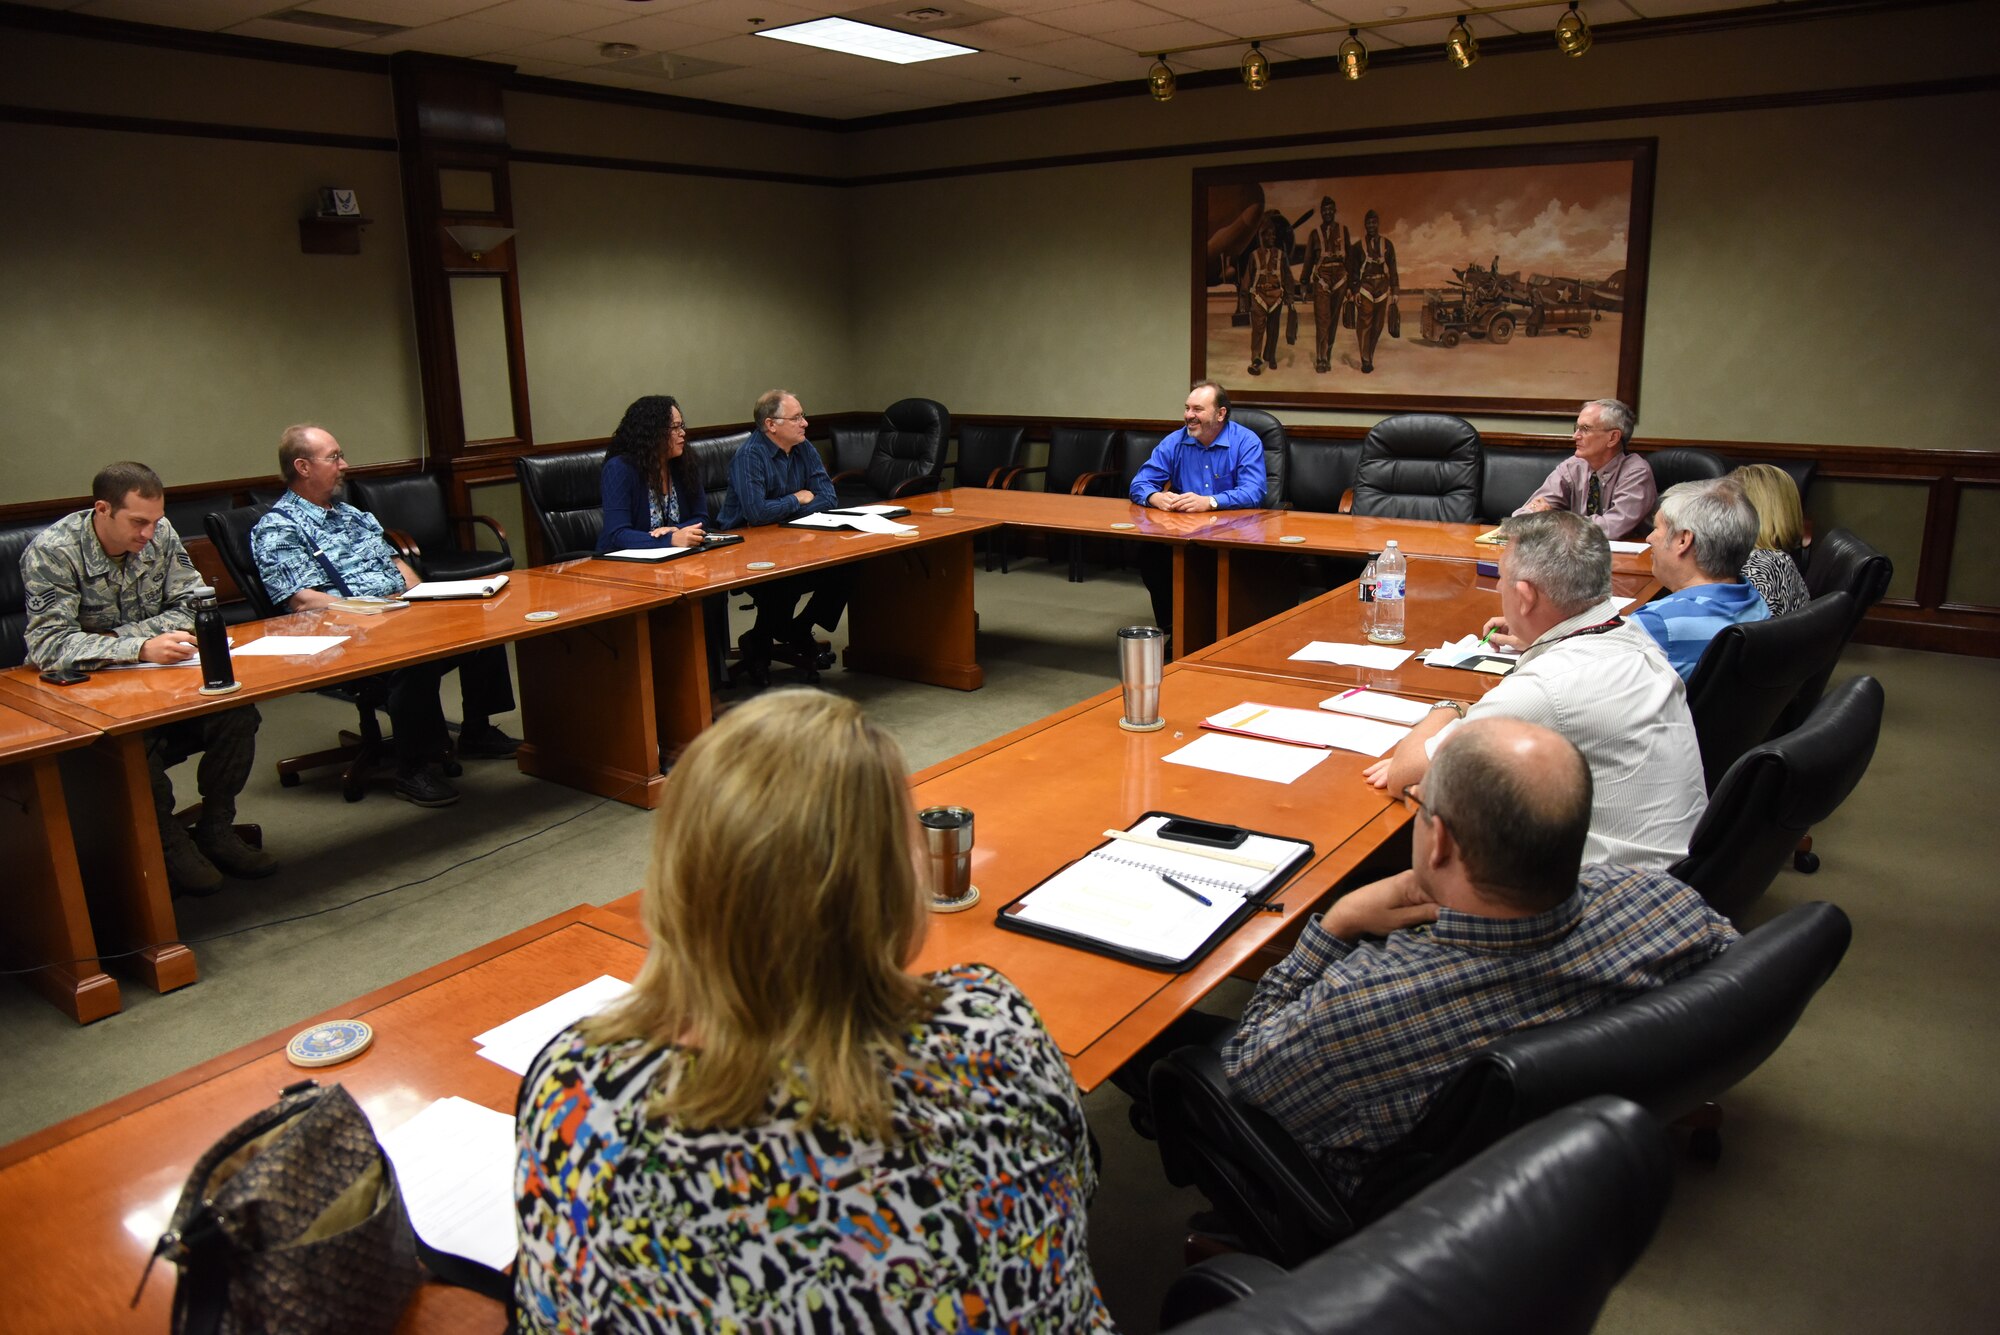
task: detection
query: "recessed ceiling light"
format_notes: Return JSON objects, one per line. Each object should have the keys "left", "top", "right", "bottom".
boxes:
{"left": 754, "top": 16, "right": 975, "bottom": 64}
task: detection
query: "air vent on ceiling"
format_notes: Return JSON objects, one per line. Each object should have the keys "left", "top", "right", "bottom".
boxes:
{"left": 272, "top": 9, "right": 408, "bottom": 38}
{"left": 904, "top": 7, "right": 949, "bottom": 19}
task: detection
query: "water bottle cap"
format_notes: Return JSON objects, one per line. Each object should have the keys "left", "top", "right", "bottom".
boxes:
{"left": 1383, "top": 540, "right": 1398, "bottom": 551}
{"left": 191, "top": 585, "right": 217, "bottom": 599}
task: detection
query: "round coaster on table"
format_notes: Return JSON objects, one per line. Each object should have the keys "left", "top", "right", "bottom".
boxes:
{"left": 196, "top": 681, "right": 244, "bottom": 697}
{"left": 1279, "top": 534, "right": 1307, "bottom": 544}
{"left": 525, "top": 610, "right": 559, "bottom": 623}
{"left": 1118, "top": 716, "right": 1168, "bottom": 732}
{"left": 287, "top": 1019, "right": 373, "bottom": 1068}
{"left": 747, "top": 561, "right": 778, "bottom": 571}
{"left": 929, "top": 885, "right": 981, "bottom": 914}
{"left": 931, "top": 507, "right": 955, "bottom": 514}
{"left": 1110, "top": 521, "right": 1138, "bottom": 530}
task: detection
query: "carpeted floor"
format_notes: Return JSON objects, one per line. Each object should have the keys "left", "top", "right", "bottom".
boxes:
{"left": 3, "top": 561, "right": 1994, "bottom": 1332}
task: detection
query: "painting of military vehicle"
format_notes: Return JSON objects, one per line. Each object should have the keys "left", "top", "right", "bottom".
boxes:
{"left": 1419, "top": 257, "right": 1621, "bottom": 347}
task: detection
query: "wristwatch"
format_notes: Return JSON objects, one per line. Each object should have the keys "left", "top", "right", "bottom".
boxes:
{"left": 1428, "top": 700, "right": 1468, "bottom": 719}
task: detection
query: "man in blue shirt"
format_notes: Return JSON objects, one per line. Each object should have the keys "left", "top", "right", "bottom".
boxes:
{"left": 1632, "top": 477, "right": 1771, "bottom": 679}
{"left": 716, "top": 389, "right": 850, "bottom": 685}
{"left": 1128, "top": 380, "right": 1268, "bottom": 632}
{"left": 251, "top": 425, "right": 518, "bottom": 807}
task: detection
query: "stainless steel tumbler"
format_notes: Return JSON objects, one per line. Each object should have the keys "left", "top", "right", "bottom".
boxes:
{"left": 1118, "top": 625, "right": 1166, "bottom": 732}
{"left": 918, "top": 805, "right": 978, "bottom": 911}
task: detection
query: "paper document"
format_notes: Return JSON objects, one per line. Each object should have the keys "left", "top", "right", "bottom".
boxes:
{"left": 1617, "top": 596, "right": 1643, "bottom": 612}
{"left": 1204, "top": 701, "right": 1409, "bottom": 757}
{"left": 233, "top": 635, "right": 350, "bottom": 657}
{"left": 1007, "top": 815, "right": 1308, "bottom": 964}
{"left": 836, "top": 505, "right": 908, "bottom": 516}
{"left": 100, "top": 660, "right": 198, "bottom": 670}
{"left": 1164, "top": 732, "right": 1331, "bottom": 784}
{"left": 603, "top": 546, "right": 688, "bottom": 561}
{"left": 1288, "top": 640, "right": 1414, "bottom": 669}
{"left": 404, "top": 575, "right": 509, "bottom": 600}
{"left": 473, "top": 974, "right": 631, "bottom": 1075}
{"left": 792, "top": 511, "right": 917, "bottom": 536}
{"left": 377, "top": 1097, "right": 519, "bottom": 1269}
{"left": 1425, "top": 634, "right": 1523, "bottom": 669}
{"left": 328, "top": 596, "right": 406, "bottom": 614}
{"left": 1607, "top": 540, "right": 1649, "bottom": 554}
{"left": 1320, "top": 689, "right": 1433, "bottom": 726}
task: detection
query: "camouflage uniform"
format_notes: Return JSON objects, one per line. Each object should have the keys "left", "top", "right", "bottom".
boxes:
{"left": 22, "top": 510, "right": 261, "bottom": 853}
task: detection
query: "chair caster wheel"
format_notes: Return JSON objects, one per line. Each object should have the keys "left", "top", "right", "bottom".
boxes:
{"left": 1793, "top": 851, "right": 1820, "bottom": 874}
{"left": 443, "top": 761, "right": 463, "bottom": 778}
{"left": 1688, "top": 1128, "right": 1722, "bottom": 1162}
{"left": 280, "top": 773, "right": 301, "bottom": 788}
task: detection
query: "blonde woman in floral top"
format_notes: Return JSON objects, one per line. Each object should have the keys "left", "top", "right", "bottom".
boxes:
{"left": 514, "top": 690, "right": 1113, "bottom": 1333}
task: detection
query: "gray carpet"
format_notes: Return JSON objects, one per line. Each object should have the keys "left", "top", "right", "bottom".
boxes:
{"left": 3, "top": 560, "right": 1993, "bottom": 1332}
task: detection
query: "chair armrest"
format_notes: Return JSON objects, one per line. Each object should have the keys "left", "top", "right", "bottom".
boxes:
{"left": 888, "top": 475, "right": 941, "bottom": 499}
{"left": 986, "top": 465, "right": 1027, "bottom": 489}
{"left": 1071, "top": 469, "right": 1117, "bottom": 497}
{"left": 1339, "top": 487, "right": 1355, "bottom": 513}
{"left": 829, "top": 468, "right": 867, "bottom": 485}
{"left": 382, "top": 527, "right": 422, "bottom": 565}
{"left": 1005, "top": 465, "right": 1048, "bottom": 491}
{"left": 450, "top": 513, "right": 512, "bottom": 558}
{"left": 1158, "top": 1253, "right": 1287, "bottom": 1330}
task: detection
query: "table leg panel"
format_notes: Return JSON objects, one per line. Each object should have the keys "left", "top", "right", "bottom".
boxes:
{"left": 0, "top": 758, "right": 122, "bottom": 1023}
{"left": 1218, "top": 547, "right": 1302, "bottom": 639}
{"left": 515, "top": 614, "right": 667, "bottom": 810}
{"left": 649, "top": 599, "right": 713, "bottom": 760}
{"left": 846, "top": 536, "right": 983, "bottom": 691}
{"left": 61, "top": 735, "right": 197, "bottom": 994}
{"left": 1171, "top": 545, "right": 1219, "bottom": 658}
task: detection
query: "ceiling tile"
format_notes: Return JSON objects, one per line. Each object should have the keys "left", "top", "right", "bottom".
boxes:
{"left": 576, "top": 12, "right": 739, "bottom": 46}
{"left": 670, "top": 0, "right": 827, "bottom": 33}
{"left": 305, "top": 0, "right": 498, "bottom": 23}
{"left": 1110, "top": 18, "right": 1239, "bottom": 55}
{"left": 941, "top": 49, "right": 1093, "bottom": 90}
{"left": 348, "top": 17, "right": 550, "bottom": 56}
{"left": 465, "top": 0, "right": 656, "bottom": 37}
{"left": 1015, "top": 32, "right": 1142, "bottom": 74}
{"left": 504, "top": 34, "right": 634, "bottom": 64}
{"left": 1036, "top": 1, "right": 1179, "bottom": 37}
{"left": 939, "top": 15, "right": 1078, "bottom": 50}
{"left": 222, "top": 16, "right": 373, "bottom": 46}
{"left": 75, "top": 0, "right": 279, "bottom": 27}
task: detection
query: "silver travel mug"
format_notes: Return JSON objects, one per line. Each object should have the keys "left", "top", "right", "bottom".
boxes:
{"left": 1118, "top": 625, "right": 1166, "bottom": 732}
{"left": 918, "top": 805, "right": 979, "bottom": 912}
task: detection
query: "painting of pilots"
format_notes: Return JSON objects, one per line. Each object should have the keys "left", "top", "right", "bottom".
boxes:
{"left": 1193, "top": 141, "right": 1653, "bottom": 416}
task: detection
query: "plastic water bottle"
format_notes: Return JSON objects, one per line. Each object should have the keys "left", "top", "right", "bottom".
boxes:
{"left": 1358, "top": 557, "right": 1378, "bottom": 639}
{"left": 1370, "top": 541, "right": 1406, "bottom": 644}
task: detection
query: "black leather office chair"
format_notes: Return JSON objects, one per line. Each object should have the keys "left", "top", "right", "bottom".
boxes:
{"left": 204, "top": 504, "right": 435, "bottom": 801}
{"left": 1149, "top": 900, "right": 1851, "bottom": 1267}
{"left": 830, "top": 397, "right": 950, "bottom": 504}
{"left": 1117, "top": 429, "right": 1169, "bottom": 500}
{"left": 343, "top": 473, "right": 512, "bottom": 582}
{"left": 1781, "top": 528, "right": 1893, "bottom": 735}
{"left": 1646, "top": 445, "right": 1731, "bottom": 492}
{"left": 1673, "top": 676, "right": 1882, "bottom": 914}
{"left": 1350, "top": 414, "right": 1481, "bottom": 522}
{"left": 827, "top": 423, "right": 879, "bottom": 480}
{"left": 953, "top": 425, "right": 1029, "bottom": 490}
{"left": 1, "top": 517, "right": 52, "bottom": 669}
{"left": 1010, "top": 427, "right": 1120, "bottom": 581}
{"left": 1231, "top": 407, "right": 1288, "bottom": 509}
{"left": 1283, "top": 439, "right": 1363, "bottom": 515}
{"left": 1477, "top": 446, "right": 1570, "bottom": 522}
{"left": 1685, "top": 591, "right": 1853, "bottom": 792}
{"left": 687, "top": 431, "right": 749, "bottom": 520}
{"left": 1160, "top": 1097, "right": 1673, "bottom": 1335}
{"left": 515, "top": 448, "right": 607, "bottom": 563}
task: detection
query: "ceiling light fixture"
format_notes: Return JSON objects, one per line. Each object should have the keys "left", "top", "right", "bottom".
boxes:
{"left": 1240, "top": 41, "right": 1270, "bottom": 91}
{"left": 1555, "top": 3, "right": 1592, "bottom": 57}
{"left": 1337, "top": 28, "right": 1367, "bottom": 81}
{"left": 1445, "top": 18, "right": 1480, "bottom": 70}
{"left": 1148, "top": 56, "right": 1176, "bottom": 102}
{"left": 753, "top": 16, "right": 974, "bottom": 64}
{"left": 598, "top": 42, "right": 639, "bottom": 59}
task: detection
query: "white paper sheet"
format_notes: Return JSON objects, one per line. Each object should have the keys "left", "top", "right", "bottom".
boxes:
{"left": 1425, "top": 634, "right": 1523, "bottom": 668}
{"left": 838, "top": 505, "right": 907, "bottom": 516}
{"left": 1287, "top": 640, "right": 1415, "bottom": 669}
{"left": 377, "top": 1097, "right": 519, "bottom": 1269}
{"left": 1204, "top": 701, "right": 1409, "bottom": 757}
{"left": 1163, "top": 732, "right": 1331, "bottom": 784}
{"left": 404, "top": 575, "right": 509, "bottom": 599}
{"left": 604, "top": 547, "right": 684, "bottom": 561}
{"left": 1319, "top": 689, "right": 1433, "bottom": 726}
{"left": 473, "top": 974, "right": 632, "bottom": 1075}
{"left": 232, "top": 635, "right": 350, "bottom": 657}
{"left": 99, "top": 660, "right": 199, "bottom": 670}
{"left": 841, "top": 512, "right": 918, "bottom": 535}
{"left": 1607, "top": 540, "right": 1649, "bottom": 554}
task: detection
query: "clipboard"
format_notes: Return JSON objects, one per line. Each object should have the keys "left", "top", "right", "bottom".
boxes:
{"left": 993, "top": 811, "right": 1313, "bottom": 972}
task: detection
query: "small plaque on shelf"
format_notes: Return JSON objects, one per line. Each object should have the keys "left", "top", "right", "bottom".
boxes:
{"left": 317, "top": 187, "right": 361, "bottom": 217}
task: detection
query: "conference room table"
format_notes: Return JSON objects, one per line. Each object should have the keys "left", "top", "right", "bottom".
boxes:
{"left": 0, "top": 569, "right": 678, "bottom": 997}
{"left": 1184, "top": 555, "right": 1664, "bottom": 701}
{"left": 558, "top": 511, "right": 999, "bottom": 752}
{"left": 0, "top": 697, "right": 119, "bottom": 1023}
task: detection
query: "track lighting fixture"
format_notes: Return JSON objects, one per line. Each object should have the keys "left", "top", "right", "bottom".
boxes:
{"left": 1555, "top": 3, "right": 1592, "bottom": 57}
{"left": 1240, "top": 41, "right": 1269, "bottom": 91}
{"left": 1338, "top": 28, "right": 1367, "bottom": 81}
{"left": 1147, "top": 56, "right": 1175, "bottom": 101}
{"left": 1446, "top": 17, "right": 1479, "bottom": 69}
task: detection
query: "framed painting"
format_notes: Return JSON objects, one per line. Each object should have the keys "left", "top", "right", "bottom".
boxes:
{"left": 1192, "top": 140, "right": 1654, "bottom": 417}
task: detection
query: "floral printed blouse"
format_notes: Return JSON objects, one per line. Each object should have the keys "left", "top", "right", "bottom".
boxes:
{"left": 513, "top": 964, "right": 1115, "bottom": 1333}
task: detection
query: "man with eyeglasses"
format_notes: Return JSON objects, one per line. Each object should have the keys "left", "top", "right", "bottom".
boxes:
{"left": 716, "top": 389, "right": 850, "bottom": 686}
{"left": 1513, "top": 397, "right": 1655, "bottom": 539}
{"left": 1219, "top": 718, "right": 1735, "bottom": 1198}
{"left": 1363, "top": 510, "right": 1706, "bottom": 870}
{"left": 251, "top": 424, "right": 519, "bottom": 808}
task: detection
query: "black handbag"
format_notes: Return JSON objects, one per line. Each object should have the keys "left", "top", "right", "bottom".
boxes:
{"left": 134, "top": 1080, "right": 447, "bottom": 1335}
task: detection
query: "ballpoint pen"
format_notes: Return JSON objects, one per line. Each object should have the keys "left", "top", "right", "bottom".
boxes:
{"left": 1159, "top": 872, "right": 1212, "bottom": 906}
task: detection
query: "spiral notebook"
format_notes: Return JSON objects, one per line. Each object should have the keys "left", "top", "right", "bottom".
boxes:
{"left": 996, "top": 812, "right": 1313, "bottom": 971}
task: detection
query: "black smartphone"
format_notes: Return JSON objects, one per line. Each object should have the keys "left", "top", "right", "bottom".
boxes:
{"left": 1157, "top": 816, "right": 1249, "bottom": 849}
{"left": 39, "top": 667, "right": 90, "bottom": 686}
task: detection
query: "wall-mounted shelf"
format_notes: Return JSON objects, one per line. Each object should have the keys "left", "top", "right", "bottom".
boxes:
{"left": 298, "top": 216, "right": 373, "bottom": 255}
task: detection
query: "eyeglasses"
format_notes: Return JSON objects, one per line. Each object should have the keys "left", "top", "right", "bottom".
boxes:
{"left": 773, "top": 413, "right": 807, "bottom": 424}
{"left": 1572, "top": 423, "right": 1610, "bottom": 437}
{"left": 1399, "top": 783, "right": 1440, "bottom": 823}
{"left": 667, "top": 423, "right": 687, "bottom": 436}
{"left": 313, "top": 450, "right": 346, "bottom": 465}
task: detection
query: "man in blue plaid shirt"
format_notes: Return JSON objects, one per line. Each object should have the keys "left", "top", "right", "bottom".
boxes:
{"left": 1219, "top": 718, "right": 1736, "bottom": 1198}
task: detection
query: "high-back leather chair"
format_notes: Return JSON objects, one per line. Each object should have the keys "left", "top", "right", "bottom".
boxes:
{"left": 1117, "top": 429, "right": 1169, "bottom": 502}
{"left": 1351, "top": 414, "right": 1481, "bottom": 522}
{"left": 1685, "top": 591, "right": 1853, "bottom": 791}
{"left": 1284, "top": 439, "right": 1363, "bottom": 515}
{"left": 1160, "top": 1097, "right": 1673, "bottom": 1335}
{"left": 687, "top": 431, "right": 748, "bottom": 521}
{"left": 1777, "top": 528, "right": 1892, "bottom": 736}
{"left": 515, "top": 448, "right": 607, "bottom": 563}
{"left": 1646, "top": 445, "right": 1731, "bottom": 493}
{"left": 1, "top": 517, "right": 53, "bottom": 669}
{"left": 1012, "top": 427, "right": 1119, "bottom": 581}
{"left": 830, "top": 397, "right": 950, "bottom": 504}
{"left": 827, "top": 424, "right": 879, "bottom": 479}
{"left": 1230, "top": 407, "right": 1287, "bottom": 509}
{"left": 1149, "top": 900, "right": 1851, "bottom": 1266}
{"left": 1672, "top": 676, "right": 1882, "bottom": 918}
{"left": 953, "top": 425, "right": 1028, "bottom": 490}
{"left": 344, "top": 473, "right": 511, "bottom": 582}
{"left": 1477, "top": 446, "right": 1570, "bottom": 522}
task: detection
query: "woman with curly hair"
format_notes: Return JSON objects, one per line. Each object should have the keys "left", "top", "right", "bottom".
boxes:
{"left": 597, "top": 394, "right": 708, "bottom": 552}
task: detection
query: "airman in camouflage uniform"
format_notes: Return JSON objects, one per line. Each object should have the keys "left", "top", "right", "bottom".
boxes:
{"left": 22, "top": 462, "right": 274, "bottom": 895}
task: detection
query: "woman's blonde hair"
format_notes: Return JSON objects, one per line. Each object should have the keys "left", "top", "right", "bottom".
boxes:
{"left": 585, "top": 689, "right": 932, "bottom": 1139}
{"left": 1733, "top": 463, "right": 1804, "bottom": 553}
